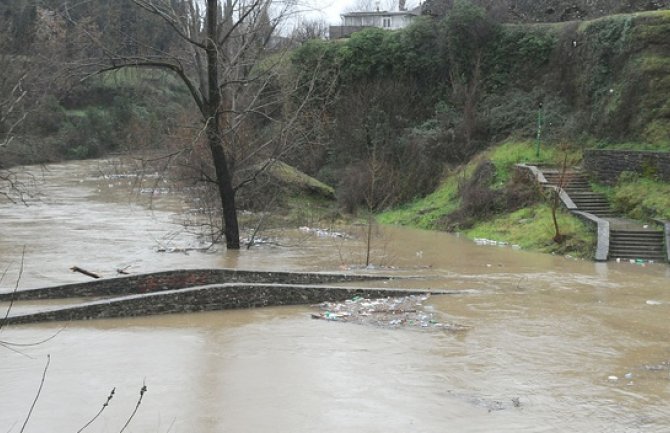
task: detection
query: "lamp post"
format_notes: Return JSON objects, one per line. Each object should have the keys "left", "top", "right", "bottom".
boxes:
{"left": 535, "top": 102, "right": 543, "bottom": 159}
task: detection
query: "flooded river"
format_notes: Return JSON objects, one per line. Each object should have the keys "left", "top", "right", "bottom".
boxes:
{"left": 1, "top": 160, "right": 669, "bottom": 432}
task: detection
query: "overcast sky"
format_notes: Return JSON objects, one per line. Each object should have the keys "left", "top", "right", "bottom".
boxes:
{"left": 303, "top": 0, "right": 356, "bottom": 24}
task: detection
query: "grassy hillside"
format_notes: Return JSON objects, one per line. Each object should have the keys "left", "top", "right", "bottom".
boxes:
{"left": 378, "top": 141, "right": 596, "bottom": 257}
{"left": 367, "top": 11, "right": 670, "bottom": 258}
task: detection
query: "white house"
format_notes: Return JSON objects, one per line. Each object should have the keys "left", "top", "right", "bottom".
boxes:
{"left": 329, "top": 5, "right": 422, "bottom": 39}
{"left": 341, "top": 9, "right": 419, "bottom": 30}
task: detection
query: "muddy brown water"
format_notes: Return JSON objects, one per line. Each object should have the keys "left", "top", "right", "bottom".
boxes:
{"left": 1, "top": 160, "right": 669, "bottom": 432}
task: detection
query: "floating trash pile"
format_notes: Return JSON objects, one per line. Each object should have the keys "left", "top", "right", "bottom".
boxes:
{"left": 474, "top": 238, "right": 521, "bottom": 249}
{"left": 299, "top": 226, "right": 347, "bottom": 238}
{"left": 311, "top": 294, "right": 469, "bottom": 331}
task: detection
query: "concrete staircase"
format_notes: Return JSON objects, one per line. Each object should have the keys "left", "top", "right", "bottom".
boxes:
{"left": 542, "top": 170, "right": 615, "bottom": 217}
{"left": 609, "top": 228, "right": 667, "bottom": 262}
{"left": 539, "top": 168, "right": 667, "bottom": 262}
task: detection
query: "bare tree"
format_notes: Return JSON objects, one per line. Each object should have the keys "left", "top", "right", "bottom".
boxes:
{"left": 344, "top": 0, "right": 414, "bottom": 13}
{"left": 443, "top": 0, "right": 497, "bottom": 155}
{"left": 0, "top": 13, "right": 37, "bottom": 203}
{"left": 0, "top": 74, "right": 28, "bottom": 150}
{"left": 291, "top": 17, "right": 328, "bottom": 43}
{"left": 70, "top": 0, "right": 327, "bottom": 249}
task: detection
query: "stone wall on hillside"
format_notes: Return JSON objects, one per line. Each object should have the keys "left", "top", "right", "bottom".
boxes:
{"left": 507, "top": 0, "right": 669, "bottom": 22}
{"left": 583, "top": 149, "right": 670, "bottom": 185}
{"left": 422, "top": 0, "right": 670, "bottom": 22}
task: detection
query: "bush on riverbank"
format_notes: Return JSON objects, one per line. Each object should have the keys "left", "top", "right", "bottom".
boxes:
{"left": 465, "top": 205, "right": 596, "bottom": 257}
{"left": 0, "top": 70, "right": 191, "bottom": 167}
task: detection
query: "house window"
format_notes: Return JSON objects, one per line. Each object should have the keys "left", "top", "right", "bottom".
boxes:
{"left": 383, "top": 17, "right": 391, "bottom": 28}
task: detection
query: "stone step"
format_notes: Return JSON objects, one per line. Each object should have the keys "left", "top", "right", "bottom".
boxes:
{"left": 610, "top": 243, "right": 665, "bottom": 251}
{"left": 575, "top": 207, "right": 612, "bottom": 213}
{"left": 608, "top": 254, "right": 666, "bottom": 263}
{"left": 571, "top": 200, "right": 610, "bottom": 205}
{"left": 571, "top": 199, "right": 610, "bottom": 204}
{"left": 611, "top": 239, "right": 664, "bottom": 245}
{"left": 574, "top": 205, "right": 612, "bottom": 211}
{"left": 609, "top": 229, "right": 666, "bottom": 261}
{"left": 568, "top": 191, "right": 606, "bottom": 197}
{"left": 544, "top": 177, "right": 590, "bottom": 185}
{"left": 610, "top": 241, "right": 665, "bottom": 250}
{"left": 609, "top": 251, "right": 666, "bottom": 261}
{"left": 569, "top": 192, "right": 607, "bottom": 197}
{"left": 568, "top": 191, "right": 607, "bottom": 200}
{"left": 611, "top": 230, "right": 664, "bottom": 238}
{"left": 610, "top": 236, "right": 665, "bottom": 244}
{"left": 544, "top": 173, "right": 587, "bottom": 179}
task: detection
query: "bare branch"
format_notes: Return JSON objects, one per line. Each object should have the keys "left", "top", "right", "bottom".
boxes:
{"left": 0, "top": 246, "right": 25, "bottom": 332}
{"left": 77, "top": 388, "right": 116, "bottom": 433}
{"left": 119, "top": 382, "right": 148, "bottom": 433}
{"left": 20, "top": 354, "right": 50, "bottom": 433}
{"left": 131, "top": 0, "right": 208, "bottom": 49}
{"left": 82, "top": 59, "right": 206, "bottom": 116}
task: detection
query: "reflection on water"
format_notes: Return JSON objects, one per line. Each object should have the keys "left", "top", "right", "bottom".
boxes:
{"left": 1, "top": 159, "right": 669, "bottom": 432}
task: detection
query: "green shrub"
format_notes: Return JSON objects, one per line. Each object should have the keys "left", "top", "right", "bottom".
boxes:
{"left": 465, "top": 204, "right": 596, "bottom": 257}
{"left": 610, "top": 176, "right": 670, "bottom": 220}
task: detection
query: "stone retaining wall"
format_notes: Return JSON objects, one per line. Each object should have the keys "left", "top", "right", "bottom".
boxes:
{"left": 3, "top": 283, "right": 445, "bottom": 325}
{"left": 0, "top": 269, "right": 389, "bottom": 301}
{"left": 583, "top": 149, "right": 670, "bottom": 185}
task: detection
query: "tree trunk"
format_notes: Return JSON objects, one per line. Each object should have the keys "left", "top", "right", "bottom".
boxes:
{"left": 206, "top": 0, "right": 240, "bottom": 249}
{"left": 211, "top": 139, "right": 240, "bottom": 249}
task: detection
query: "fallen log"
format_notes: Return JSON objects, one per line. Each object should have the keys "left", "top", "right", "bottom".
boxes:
{"left": 70, "top": 266, "right": 101, "bottom": 279}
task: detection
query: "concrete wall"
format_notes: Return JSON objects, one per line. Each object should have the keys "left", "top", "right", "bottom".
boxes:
{"left": 0, "top": 269, "right": 391, "bottom": 301}
{"left": 583, "top": 149, "right": 670, "bottom": 185}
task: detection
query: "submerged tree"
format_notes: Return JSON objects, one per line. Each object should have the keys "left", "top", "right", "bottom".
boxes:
{"left": 72, "top": 0, "right": 319, "bottom": 249}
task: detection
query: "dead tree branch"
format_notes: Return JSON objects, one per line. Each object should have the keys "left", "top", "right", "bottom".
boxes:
{"left": 119, "top": 382, "right": 148, "bottom": 433}
{"left": 77, "top": 388, "right": 116, "bottom": 433}
{"left": 0, "top": 246, "right": 25, "bottom": 332}
{"left": 70, "top": 266, "right": 101, "bottom": 279}
{"left": 20, "top": 354, "right": 50, "bottom": 433}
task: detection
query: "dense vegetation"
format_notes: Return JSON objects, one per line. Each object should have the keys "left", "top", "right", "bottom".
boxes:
{"left": 287, "top": 3, "right": 669, "bottom": 256}
{"left": 2, "top": 0, "right": 669, "bottom": 254}
{"left": 0, "top": 0, "right": 190, "bottom": 166}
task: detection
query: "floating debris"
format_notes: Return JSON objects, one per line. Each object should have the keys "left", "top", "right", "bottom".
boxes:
{"left": 474, "top": 238, "right": 514, "bottom": 248}
{"left": 643, "top": 361, "right": 670, "bottom": 372}
{"left": 311, "top": 294, "right": 469, "bottom": 331}
{"left": 299, "top": 226, "right": 347, "bottom": 239}
{"left": 138, "top": 187, "right": 171, "bottom": 195}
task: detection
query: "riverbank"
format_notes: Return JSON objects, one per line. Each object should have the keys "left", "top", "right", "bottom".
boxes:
{"left": 378, "top": 141, "right": 595, "bottom": 258}
{"left": 378, "top": 141, "right": 670, "bottom": 261}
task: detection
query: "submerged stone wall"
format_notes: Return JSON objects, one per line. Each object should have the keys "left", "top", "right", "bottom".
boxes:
{"left": 3, "top": 283, "right": 445, "bottom": 325}
{"left": 0, "top": 268, "right": 390, "bottom": 301}
{"left": 583, "top": 149, "right": 670, "bottom": 185}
